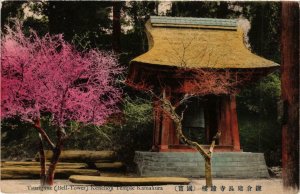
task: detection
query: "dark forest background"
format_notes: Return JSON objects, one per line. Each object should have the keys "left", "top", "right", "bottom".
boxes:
{"left": 1, "top": 1, "right": 281, "bottom": 168}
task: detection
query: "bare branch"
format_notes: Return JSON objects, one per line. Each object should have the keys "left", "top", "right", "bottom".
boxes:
{"left": 209, "top": 130, "right": 221, "bottom": 155}
{"left": 158, "top": 96, "right": 210, "bottom": 159}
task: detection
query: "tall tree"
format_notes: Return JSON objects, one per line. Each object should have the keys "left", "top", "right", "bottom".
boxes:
{"left": 1, "top": 1, "right": 25, "bottom": 29}
{"left": 170, "top": 1, "right": 238, "bottom": 18}
{"left": 47, "top": 1, "right": 112, "bottom": 46}
{"left": 1, "top": 1, "right": 49, "bottom": 35}
{"left": 281, "top": 2, "right": 299, "bottom": 189}
{"left": 244, "top": 2, "right": 281, "bottom": 62}
{"left": 112, "top": 2, "right": 122, "bottom": 52}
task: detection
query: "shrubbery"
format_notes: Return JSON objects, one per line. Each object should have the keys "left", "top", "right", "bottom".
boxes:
{"left": 1, "top": 95, "right": 153, "bottom": 169}
{"left": 237, "top": 72, "right": 281, "bottom": 166}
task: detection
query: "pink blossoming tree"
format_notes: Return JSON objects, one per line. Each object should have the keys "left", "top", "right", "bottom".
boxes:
{"left": 1, "top": 21, "right": 123, "bottom": 185}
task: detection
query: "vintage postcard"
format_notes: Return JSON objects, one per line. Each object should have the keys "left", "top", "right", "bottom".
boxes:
{"left": 1, "top": 1, "right": 299, "bottom": 194}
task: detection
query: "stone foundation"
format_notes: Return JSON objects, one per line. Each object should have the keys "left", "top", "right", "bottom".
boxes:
{"left": 134, "top": 151, "right": 269, "bottom": 178}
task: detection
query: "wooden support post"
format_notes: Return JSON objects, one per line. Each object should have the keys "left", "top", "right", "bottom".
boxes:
{"left": 205, "top": 96, "right": 218, "bottom": 143}
{"left": 152, "top": 100, "right": 161, "bottom": 151}
{"left": 230, "top": 95, "right": 240, "bottom": 151}
{"left": 160, "top": 88, "right": 171, "bottom": 151}
{"left": 172, "top": 122, "right": 180, "bottom": 145}
{"left": 204, "top": 106, "right": 210, "bottom": 144}
{"left": 170, "top": 96, "right": 180, "bottom": 145}
{"left": 218, "top": 96, "right": 233, "bottom": 146}
{"left": 168, "top": 121, "right": 176, "bottom": 145}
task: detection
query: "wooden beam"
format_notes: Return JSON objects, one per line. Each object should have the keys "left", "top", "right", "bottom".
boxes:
{"left": 230, "top": 95, "right": 241, "bottom": 151}
{"left": 1, "top": 167, "right": 99, "bottom": 179}
{"left": 152, "top": 99, "right": 161, "bottom": 151}
{"left": 160, "top": 88, "right": 171, "bottom": 150}
{"left": 218, "top": 96, "right": 233, "bottom": 146}
{"left": 34, "top": 150, "right": 116, "bottom": 162}
{"left": 1, "top": 161, "right": 88, "bottom": 169}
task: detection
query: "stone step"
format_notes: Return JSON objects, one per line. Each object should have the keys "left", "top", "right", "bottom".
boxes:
{"left": 141, "top": 168, "right": 269, "bottom": 178}
{"left": 69, "top": 175, "right": 190, "bottom": 186}
{"left": 134, "top": 151, "right": 269, "bottom": 178}
{"left": 136, "top": 155, "right": 266, "bottom": 162}
{"left": 94, "top": 162, "right": 124, "bottom": 169}
{"left": 138, "top": 161, "right": 268, "bottom": 168}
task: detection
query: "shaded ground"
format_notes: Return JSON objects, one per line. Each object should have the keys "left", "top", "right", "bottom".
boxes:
{"left": 1, "top": 178, "right": 298, "bottom": 194}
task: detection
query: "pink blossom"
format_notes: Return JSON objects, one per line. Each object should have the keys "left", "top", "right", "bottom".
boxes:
{"left": 1, "top": 21, "right": 123, "bottom": 127}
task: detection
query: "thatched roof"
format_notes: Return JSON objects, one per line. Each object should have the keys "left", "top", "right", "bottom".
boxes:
{"left": 130, "top": 16, "right": 279, "bottom": 69}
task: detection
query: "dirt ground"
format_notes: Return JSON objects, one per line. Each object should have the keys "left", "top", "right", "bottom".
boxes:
{"left": 0, "top": 178, "right": 298, "bottom": 194}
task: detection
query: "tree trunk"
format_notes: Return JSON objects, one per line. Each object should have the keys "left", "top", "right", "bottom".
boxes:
{"left": 281, "top": 2, "right": 299, "bottom": 189}
{"left": 46, "top": 128, "right": 66, "bottom": 185}
{"left": 34, "top": 118, "right": 46, "bottom": 185}
{"left": 112, "top": 2, "right": 121, "bottom": 52}
{"left": 155, "top": 2, "right": 159, "bottom": 15}
{"left": 33, "top": 118, "right": 56, "bottom": 185}
{"left": 205, "top": 157, "right": 212, "bottom": 187}
{"left": 46, "top": 148, "right": 61, "bottom": 185}
{"left": 38, "top": 135, "right": 46, "bottom": 185}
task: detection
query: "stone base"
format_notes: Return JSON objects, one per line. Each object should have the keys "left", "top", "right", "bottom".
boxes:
{"left": 134, "top": 151, "right": 269, "bottom": 178}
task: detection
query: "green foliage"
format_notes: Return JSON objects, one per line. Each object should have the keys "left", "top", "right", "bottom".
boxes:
{"left": 1, "top": 1, "right": 49, "bottom": 36}
{"left": 47, "top": 1, "right": 112, "bottom": 42}
{"left": 119, "top": 2, "right": 157, "bottom": 65}
{"left": 1, "top": 1, "right": 25, "bottom": 30}
{"left": 238, "top": 115, "right": 281, "bottom": 166}
{"left": 168, "top": 2, "right": 240, "bottom": 18}
{"left": 125, "top": 1, "right": 157, "bottom": 29}
{"left": 2, "top": 96, "right": 153, "bottom": 169}
{"left": 62, "top": 95, "right": 153, "bottom": 169}
{"left": 1, "top": 115, "right": 56, "bottom": 160}
{"left": 242, "top": 2, "right": 281, "bottom": 63}
{"left": 236, "top": 2, "right": 281, "bottom": 167}
{"left": 1, "top": 117, "right": 37, "bottom": 160}
{"left": 237, "top": 72, "right": 281, "bottom": 166}
{"left": 238, "top": 72, "right": 280, "bottom": 115}
{"left": 122, "top": 95, "right": 153, "bottom": 127}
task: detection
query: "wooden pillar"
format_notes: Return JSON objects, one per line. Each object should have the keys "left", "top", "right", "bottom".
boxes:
{"left": 170, "top": 95, "right": 180, "bottom": 145}
{"left": 172, "top": 121, "right": 180, "bottom": 145}
{"left": 230, "top": 95, "right": 240, "bottom": 151}
{"left": 204, "top": 106, "right": 210, "bottom": 144}
{"left": 168, "top": 120, "right": 175, "bottom": 145}
{"left": 152, "top": 99, "right": 161, "bottom": 151}
{"left": 204, "top": 96, "right": 218, "bottom": 143}
{"left": 218, "top": 96, "right": 233, "bottom": 146}
{"left": 160, "top": 88, "right": 171, "bottom": 150}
